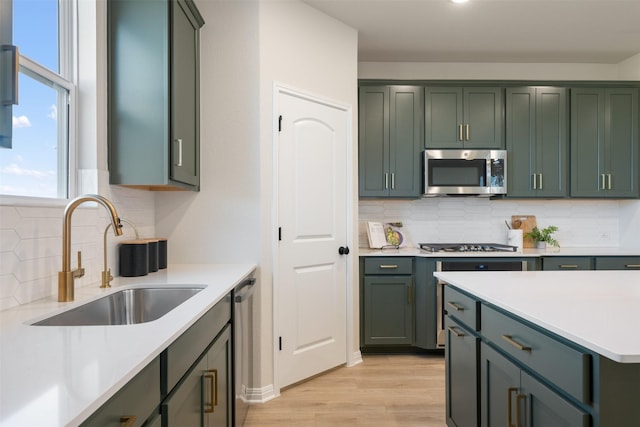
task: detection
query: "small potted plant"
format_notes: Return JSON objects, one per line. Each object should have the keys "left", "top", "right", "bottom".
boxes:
{"left": 525, "top": 225, "right": 559, "bottom": 249}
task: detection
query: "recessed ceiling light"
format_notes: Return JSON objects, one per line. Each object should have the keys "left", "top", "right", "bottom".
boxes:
{"left": 450, "top": 0, "right": 469, "bottom": 3}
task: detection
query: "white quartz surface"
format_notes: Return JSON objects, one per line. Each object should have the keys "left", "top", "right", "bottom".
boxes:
{"left": 0, "top": 263, "right": 256, "bottom": 427}
{"left": 359, "top": 246, "right": 640, "bottom": 257}
{"left": 434, "top": 270, "right": 640, "bottom": 363}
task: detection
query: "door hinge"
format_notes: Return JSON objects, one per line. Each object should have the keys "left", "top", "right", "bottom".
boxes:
{"left": 279, "top": 336, "right": 282, "bottom": 351}
{"left": 278, "top": 227, "right": 282, "bottom": 241}
{"left": 278, "top": 115, "right": 282, "bottom": 132}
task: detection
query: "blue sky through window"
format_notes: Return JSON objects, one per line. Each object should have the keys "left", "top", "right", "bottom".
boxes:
{"left": 0, "top": 0, "right": 62, "bottom": 198}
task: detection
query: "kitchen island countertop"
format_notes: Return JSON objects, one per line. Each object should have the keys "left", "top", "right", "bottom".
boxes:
{"left": 434, "top": 270, "right": 640, "bottom": 363}
{"left": 0, "top": 263, "right": 256, "bottom": 427}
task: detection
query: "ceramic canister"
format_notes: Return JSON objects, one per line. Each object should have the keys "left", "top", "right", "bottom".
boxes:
{"left": 156, "top": 238, "right": 168, "bottom": 269}
{"left": 145, "top": 239, "right": 160, "bottom": 272}
{"left": 119, "top": 240, "right": 149, "bottom": 277}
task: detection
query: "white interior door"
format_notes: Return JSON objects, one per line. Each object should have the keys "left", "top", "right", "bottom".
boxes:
{"left": 276, "top": 88, "right": 349, "bottom": 388}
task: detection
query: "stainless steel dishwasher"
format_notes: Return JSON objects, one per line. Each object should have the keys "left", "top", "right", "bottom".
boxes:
{"left": 234, "top": 276, "right": 256, "bottom": 426}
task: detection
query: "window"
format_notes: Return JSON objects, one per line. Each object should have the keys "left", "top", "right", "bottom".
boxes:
{"left": 0, "top": 0, "right": 75, "bottom": 199}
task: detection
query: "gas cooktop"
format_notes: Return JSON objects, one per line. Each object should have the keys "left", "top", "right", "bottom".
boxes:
{"left": 419, "top": 243, "right": 518, "bottom": 253}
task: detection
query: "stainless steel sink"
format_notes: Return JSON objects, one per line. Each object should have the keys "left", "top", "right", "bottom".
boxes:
{"left": 33, "top": 286, "right": 205, "bottom": 326}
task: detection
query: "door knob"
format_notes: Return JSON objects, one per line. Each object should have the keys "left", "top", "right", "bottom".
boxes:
{"left": 338, "top": 246, "right": 350, "bottom": 255}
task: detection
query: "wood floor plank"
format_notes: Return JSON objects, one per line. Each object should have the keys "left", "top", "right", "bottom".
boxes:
{"left": 244, "top": 354, "right": 446, "bottom": 426}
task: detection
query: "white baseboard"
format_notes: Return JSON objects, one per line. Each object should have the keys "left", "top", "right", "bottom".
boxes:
{"left": 347, "top": 349, "right": 363, "bottom": 367}
{"left": 245, "top": 384, "right": 279, "bottom": 403}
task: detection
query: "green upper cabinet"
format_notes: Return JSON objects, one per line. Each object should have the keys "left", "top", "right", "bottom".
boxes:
{"left": 506, "top": 87, "right": 568, "bottom": 198}
{"left": 359, "top": 85, "right": 423, "bottom": 198}
{"left": 108, "top": 0, "right": 204, "bottom": 191}
{"left": 425, "top": 87, "right": 504, "bottom": 149}
{"left": 570, "top": 88, "right": 639, "bottom": 198}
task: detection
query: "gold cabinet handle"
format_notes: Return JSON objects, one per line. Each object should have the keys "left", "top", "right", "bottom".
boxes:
{"left": 532, "top": 174, "right": 537, "bottom": 190}
{"left": 458, "top": 124, "right": 463, "bottom": 141}
{"left": 538, "top": 173, "right": 543, "bottom": 190}
{"left": 391, "top": 173, "right": 395, "bottom": 190}
{"left": 601, "top": 174, "right": 606, "bottom": 190}
{"left": 625, "top": 264, "right": 640, "bottom": 269}
{"left": 204, "top": 369, "right": 218, "bottom": 413}
{"left": 507, "top": 387, "right": 518, "bottom": 427}
{"left": 502, "top": 335, "right": 532, "bottom": 352}
{"left": 120, "top": 416, "right": 137, "bottom": 427}
{"left": 607, "top": 173, "right": 612, "bottom": 190}
{"left": 379, "top": 264, "right": 398, "bottom": 269}
{"left": 447, "top": 325, "right": 465, "bottom": 337}
{"left": 465, "top": 124, "right": 470, "bottom": 141}
{"left": 384, "top": 173, "right": 389, "bottom": 189}
{"left": 447, "top": 301, "right": 464, "bottom": 311}
{"left": 559, "top": 264, "right": 579, "bottom": 269}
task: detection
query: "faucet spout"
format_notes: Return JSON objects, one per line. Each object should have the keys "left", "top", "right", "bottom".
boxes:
{"left": 59, "top": 194, "right": 123, "bottom": 302}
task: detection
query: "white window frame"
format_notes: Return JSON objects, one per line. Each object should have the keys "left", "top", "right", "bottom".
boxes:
{"left": 0, "top": 0, "right": 78, "bottom": 206}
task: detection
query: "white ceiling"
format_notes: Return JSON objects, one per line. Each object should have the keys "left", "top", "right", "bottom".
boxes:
{"left": 302, "top": 0, "right": 640, "bottom": 64}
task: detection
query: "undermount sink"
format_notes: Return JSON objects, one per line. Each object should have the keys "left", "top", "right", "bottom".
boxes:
{"left": 33, "top": 286, "right": 205, "bottom": 326}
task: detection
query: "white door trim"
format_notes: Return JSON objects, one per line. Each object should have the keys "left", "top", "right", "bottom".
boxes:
{"left": 271, "top": 81, "right": 355, "bottom": 394}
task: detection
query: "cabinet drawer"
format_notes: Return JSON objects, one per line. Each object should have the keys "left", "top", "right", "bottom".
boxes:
{"left": 594, "top": 256, "right": 640, "bottom": 270}
{"left": 364, "top": 257, "right": 413, "bottom": 275}
{"left": 542, "top": 256, "right": 593, "bottom": 270}
{"left": 481, "top": 304, "right": 590, "bottom": 403}
{"left": 81, "top": 357, "right": 160, "bottom": 427}
{"left": 163, "top": 294, "right": 231, "bottom": 395}
{"left": 444, "top": 286, "right": 479, "bottom": 331}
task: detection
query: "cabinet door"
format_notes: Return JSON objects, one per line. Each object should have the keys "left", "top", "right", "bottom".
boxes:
{"left": 464, "top": 87, "right": 504, "bottom": 149}
{"left": 171, "top": 0, "right": 201, "bottom": 187}
{"left": 445, "top": 317, "right": 479, "bottom": 427}
{"left": 204, "top": 326, "right": 232, "bottom": 427}
{"left": 521, "top": 371, "right": 590, "bottom": 427}
{"left": 414, "top": 258, "right": 437, "bottom": 350}
{"left": 359, "top": 86, "right": 390, "bottom": 197}
{"left": 162, "top": 325, "right": 232, "bottom": 427}
{"left": 604, "top": 88, "right": 638, "bottom": 197}
{"left": 425, "top": 87, "right": 463, "bottom": 148}
{"left": 536, "top": 87, "right": 568, "bottom": 197}
{"left": 594, "top": 256, "right": 640, "bottom": 270}
{"left": 542, "top": 256, "right": 593, "bottom": 270}
{"left": 389, "top": 86, "right": 423, "bottom": 197}
{"left": 480, "top": 342, "right": 520, "bottom": 427}
{"left": 363, "top": 276, "right": 413, "bottom": 345}
{"left": 571, "top": 88, "right": 639, "bottom": 198}
{"left": 506, "top": 87, "right": 536, "bottom": 197}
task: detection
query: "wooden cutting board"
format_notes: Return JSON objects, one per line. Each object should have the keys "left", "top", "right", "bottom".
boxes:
{"left": 511, "top": 215, "right": 537, "bottom": 248}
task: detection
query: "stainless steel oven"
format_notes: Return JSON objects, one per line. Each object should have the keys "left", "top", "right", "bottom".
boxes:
{"left": 435, "top": 259, "right": 526, "bottom": 347}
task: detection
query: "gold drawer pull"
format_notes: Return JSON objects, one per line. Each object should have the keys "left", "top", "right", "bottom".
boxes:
{"left": 507, "top": 387, "right": 518, "bottom": 427}
{"left": 559, "top": 264, "right": 579, "bottom": 269}
{"left": 502, "top": 335, "right": 532, "bottom": 352}
{"left": 204, "top": 369, "right": 218, "bottom": 413}
{"left": 447, "top": 326, "right": 465, "bottom": 337}
{"left": 120, "top": 416, "right": 137, "bottom": 427}
{"left": 625, "top": 264, "right": 640, "bottom": 269}
{"left": 447, "top": 301, "right": 465, "bottom": 311}
{"left": 379, "top": 264, "right": 398, "bottom": 269}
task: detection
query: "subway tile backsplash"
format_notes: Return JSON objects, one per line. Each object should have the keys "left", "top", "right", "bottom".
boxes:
{"left": 359, "top": 198, "right": 623, "bottom": 248}
{"left": 0, "top": 187, "right": 155, "bottom": 311}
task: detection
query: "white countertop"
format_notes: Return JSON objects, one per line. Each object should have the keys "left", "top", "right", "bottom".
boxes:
{"left": 434, "top": 270, "right": 640, "bottom": 363}
{"left": 0, "top": 263, "right": 256, "bottom": 427}
{"left": 359, "top": 246, "right": 640, "bottom": 257}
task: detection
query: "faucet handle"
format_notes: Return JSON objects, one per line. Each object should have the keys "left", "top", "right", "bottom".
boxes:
{"left": 73, "top": 251, "right": 86, "bottom": 279}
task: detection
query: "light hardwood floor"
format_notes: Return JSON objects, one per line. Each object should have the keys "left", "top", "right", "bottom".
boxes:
{"left": 244, "top": 354, "right": 446, "bottom": 426}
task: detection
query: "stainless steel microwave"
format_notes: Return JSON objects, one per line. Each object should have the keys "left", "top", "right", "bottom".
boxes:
{"left": 423, "top": 149, "right": 507, "bottom": 196}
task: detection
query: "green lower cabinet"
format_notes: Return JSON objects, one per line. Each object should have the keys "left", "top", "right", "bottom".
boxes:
{"left": 162, "top": 325, "right": 232, "bottom": 427}
{"left": 480, "top": 342, "right": 590, "bottom": 427}
{"left": 542, "top": 256, "right": 593, "bottom": 270}
{"left": 594, "top": 256, "right": 640, "bottom": 270}
{"left": 363, "top": 276, "right": 413, "bottom": 345}
{"left": 445, "top": 317, "right": 479, "bottom": 427}
{"left": 80, "top": 358, "right": 160, "bottom": 427}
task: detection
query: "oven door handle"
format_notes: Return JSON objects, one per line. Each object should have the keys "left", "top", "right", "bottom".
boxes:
{"left": 235, "top": 277, "right": 256, "bottom": 303}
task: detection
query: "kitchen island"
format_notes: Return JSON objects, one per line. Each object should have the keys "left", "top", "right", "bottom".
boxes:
{"left": 436, "top": 270, "right": 640, "bottom": 427}
{"left": 0, "top": 263, "right": 256, "bottom": 427}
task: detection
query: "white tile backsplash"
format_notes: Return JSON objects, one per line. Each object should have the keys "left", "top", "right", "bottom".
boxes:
{"left": 0, "top": 186, "right": 156, "bottom": 310}
{"left": 359, "top": 197, "right": 637, "bottom": 249}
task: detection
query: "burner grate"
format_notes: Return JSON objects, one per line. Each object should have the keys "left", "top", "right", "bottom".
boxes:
{"left": 419, "top": 243, "right": 518, "bottom": 253}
